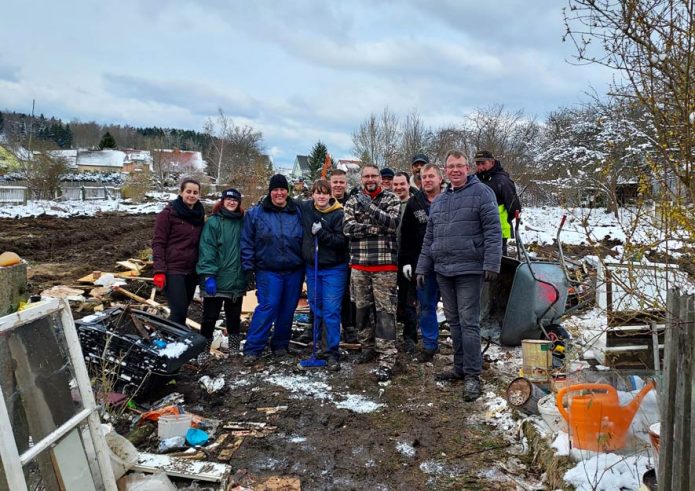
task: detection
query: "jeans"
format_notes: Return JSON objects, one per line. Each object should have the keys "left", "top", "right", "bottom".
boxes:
{"left": 306, "top": 264, "right": 347, "bottom": 358}
{"left": 165, "top": 272, "right": 198, "bottom": 327}
{"left": 436, "top": 273, "right": 483, "bottom": 376}
{"left": 201, "top": 296, "right": 242, "bottom": 340}
{"left": 417, "top": 273, "right": 440, "bottom": 351}
{"left": 244, "top": 269, "right": 304, "bottom": 356}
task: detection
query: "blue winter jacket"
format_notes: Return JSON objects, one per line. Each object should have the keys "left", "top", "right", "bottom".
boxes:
{"left": 241, "top": 196, "right": 304, "bottom": 272}
{"left": 416, "top": 175, "right": 502, "bottom": 277}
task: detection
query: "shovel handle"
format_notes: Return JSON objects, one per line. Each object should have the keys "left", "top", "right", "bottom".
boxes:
{"left": 556, "top": 383, "right": 616, "bottom": 422}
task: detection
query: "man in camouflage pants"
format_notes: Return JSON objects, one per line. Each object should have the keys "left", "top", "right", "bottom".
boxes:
{"left": 343, "top": 164, "right": 401, "bottom": 382}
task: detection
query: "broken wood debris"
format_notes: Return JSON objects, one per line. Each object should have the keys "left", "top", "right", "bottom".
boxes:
{"left": 222, "top": 421, "right": 276, "bottom": 438}
{"left": 256, "top": 406, "right": 288, "bottom": 415}
{"left": 134, "top": 452, "right": 231, "bottom": 482}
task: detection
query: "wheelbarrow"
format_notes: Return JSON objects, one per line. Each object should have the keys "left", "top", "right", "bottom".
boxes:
{"left": 481, "top": 213, "right": 576, "bottom": 347}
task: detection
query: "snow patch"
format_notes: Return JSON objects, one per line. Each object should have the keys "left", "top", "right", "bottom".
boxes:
{"left": 395, "top": 441, "right": 416, "bottom": 458}
{"left": 563, "top": 452, "right": 651, "bottom": 491}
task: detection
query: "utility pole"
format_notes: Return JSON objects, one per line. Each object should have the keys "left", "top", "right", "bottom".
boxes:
{"left": 27, "top": 99, "right": 35, "bottom": 156}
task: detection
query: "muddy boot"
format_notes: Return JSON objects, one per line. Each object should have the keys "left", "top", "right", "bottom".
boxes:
{"left": 296, "top": 325, "right": 313, "bottom": 343}
{"left": 228, "top": 333, "right": 241, "bottom": 354}
{"left": 342, "top": 325, "right": 358, "bottom": 344}
{"left": 463, "top": 375, "right": 482, "bottom": 402}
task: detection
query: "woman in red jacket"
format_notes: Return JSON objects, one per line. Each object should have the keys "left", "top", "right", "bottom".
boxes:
{"left": 152, "top": 178, "right": 205, "bottom": 327}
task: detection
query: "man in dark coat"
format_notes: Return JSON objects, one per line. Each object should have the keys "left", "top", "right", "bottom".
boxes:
{"left": 416, "top": 150, "right": 502, "bottom": 402}
{"left": 474, "top": 150, "right": 521, "bottom": 256}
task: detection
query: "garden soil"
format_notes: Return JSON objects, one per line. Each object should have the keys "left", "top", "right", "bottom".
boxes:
{"left": 2, "top": 214, "right": 545, "bottom": 490}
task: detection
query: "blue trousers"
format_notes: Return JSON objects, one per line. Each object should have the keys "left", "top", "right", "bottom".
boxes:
{"left": 417, "top": 272, "right": 440, "bottom": 350}
{"left": 436, "top": 273, "right": 483, "bottom": 376}
{"left": 305, "top": 264, "right": 347, "bottom": 358}
{"left": 244, "top": 269, "right": 304, "bottom": 356}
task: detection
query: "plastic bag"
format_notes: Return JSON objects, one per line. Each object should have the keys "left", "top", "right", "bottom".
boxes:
{"left": 117, "top": 471, "right": 176, "bottom": 491}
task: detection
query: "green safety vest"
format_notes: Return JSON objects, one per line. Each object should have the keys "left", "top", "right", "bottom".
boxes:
{"left": 498, "top": 204, "right": 511, "bottom": 239}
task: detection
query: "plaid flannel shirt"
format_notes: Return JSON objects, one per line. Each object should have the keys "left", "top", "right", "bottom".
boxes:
{"left": 343, "top": 189, "right": 401, "bottom": 266}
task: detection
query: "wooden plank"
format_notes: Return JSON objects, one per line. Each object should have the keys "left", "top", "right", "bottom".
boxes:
{"left": 658, "top": 290, "right": 679, "bottom": 489}
{"left": 133, "top": 453, "right": 231, "bottom": 482}
{"left": 217, "top": 437, "right": 244, "bottom": 461}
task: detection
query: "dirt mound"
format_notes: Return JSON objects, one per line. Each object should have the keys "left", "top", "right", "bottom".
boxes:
{"left": 0, "top": 213, "right": 156, "bottom": 291}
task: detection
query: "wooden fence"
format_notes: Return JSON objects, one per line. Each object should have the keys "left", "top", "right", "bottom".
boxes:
{"left": 0, "top": 186, "right": 28, "bottom": 205}
{"left": 658, "top": 289, "right": 694, "bottom": 489}
{"left": 0, "top": 185, "right": 120, "bottom": 202}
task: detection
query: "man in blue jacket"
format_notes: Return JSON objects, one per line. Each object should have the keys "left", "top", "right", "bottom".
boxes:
{"left": 241, "top": 174, "right": 304, "bottom": 364}
{"left": 415, "top": 150, "right": 502, "bottom": 402}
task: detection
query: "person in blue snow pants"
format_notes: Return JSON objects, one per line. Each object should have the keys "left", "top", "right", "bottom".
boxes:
{"left": 241, "top": 174, "right": 304, "bottom": 362}
{"left": 300, "top": 179, "right": 349, "bottom": 370}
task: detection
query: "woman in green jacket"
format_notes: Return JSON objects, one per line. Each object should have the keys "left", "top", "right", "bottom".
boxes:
{"left": 196, "top": 188, "right": 247, "bottom": 355}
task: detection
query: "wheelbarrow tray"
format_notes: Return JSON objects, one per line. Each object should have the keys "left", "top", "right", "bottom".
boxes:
{"left": 499, "top": 261, "right": 569, "bottom": 346}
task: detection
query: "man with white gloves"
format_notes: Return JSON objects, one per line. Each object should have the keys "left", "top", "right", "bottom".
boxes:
{"left": 398, "top": 163, "right": 443, "bottom": 362}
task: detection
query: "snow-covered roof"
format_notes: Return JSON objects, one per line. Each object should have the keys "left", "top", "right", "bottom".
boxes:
{"left": 337, "top": 159, "right": 362, "bottom": 172}
{"left": 152, "top": 149, "right": 206, "bottom": 171}
{"left": 77, "top": 150, "right": 127, "bottom": 168}
{"left": 48, "top": 149, "right": 78, "bottom": 168}
{"left": 124, "top": 150, "right": 152, "bottom": 163}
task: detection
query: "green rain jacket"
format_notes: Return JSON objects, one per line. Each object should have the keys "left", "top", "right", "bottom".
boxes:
{"left": 196, "top": 209, "right": 246, "bottom": 298}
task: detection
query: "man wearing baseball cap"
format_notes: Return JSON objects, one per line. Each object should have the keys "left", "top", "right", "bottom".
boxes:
{"left": 380, "top": 167, "right": 395, "bottom": 191}
{"left": 411, "top": 153, "right": 429, "bottom": 189}
{"left": 474, "top": 150, "right": 521, "bottom": 256}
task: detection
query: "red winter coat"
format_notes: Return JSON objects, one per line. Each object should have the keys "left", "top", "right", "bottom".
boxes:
{"left": 152, "top": 204, "right": 204, "bottom": 275}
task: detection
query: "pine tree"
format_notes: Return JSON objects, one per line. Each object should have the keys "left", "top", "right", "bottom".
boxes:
{"left": 307, "top": 141, "right": 328, "bottom": 181}
{"left": 99, "top": 131, "right": 117, "bottom": 149}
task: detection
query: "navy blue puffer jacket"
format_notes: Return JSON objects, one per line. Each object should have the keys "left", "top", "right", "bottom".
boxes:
{"left": 416, "top": 175, "right": 502, "bottom": 277}
{"left": 241, "top": 196, "right": 304, "bottom": 272}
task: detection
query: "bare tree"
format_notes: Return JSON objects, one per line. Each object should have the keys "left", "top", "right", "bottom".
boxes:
{"left": 401, "top": 110, "right": 431, "bottom": 167}
{"left": 380, "top": 107, "right": 401, "bottom": 168}
{"left": 352, "top": 113, "right": 382, "bottom": 166}
{"left": 564, "top": 0, "right": 695, "bottom": 206}
{"left": 465, "top": 104, "right": 539, "bottom": 176}
{"left": 203, "top": 108, "right": 233, "bottom": 183}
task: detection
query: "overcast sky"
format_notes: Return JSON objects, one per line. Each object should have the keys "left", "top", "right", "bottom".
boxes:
{"left": 0, "top": 0, "right": 612, "bottom": 170}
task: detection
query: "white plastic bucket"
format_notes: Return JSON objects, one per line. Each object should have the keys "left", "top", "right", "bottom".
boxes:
{"left": 537, "top": 393, "right": 568, "bottom": 433}
{"left": 157, "top": 414, "right": 193, "bottom": 440}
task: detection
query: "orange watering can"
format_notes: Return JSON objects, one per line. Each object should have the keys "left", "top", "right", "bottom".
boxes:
{"left": 556, "top": 381, "right": 655, "bottom": 451}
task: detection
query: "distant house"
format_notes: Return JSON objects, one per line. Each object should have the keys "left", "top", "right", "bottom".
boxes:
{"left": 122, "top": 149, "right": 153, "bottom": 173}
{"left": 336, "top": 159, "right": 362, "bottom": 184}
{"left": 292, "top": 155, "right": 310, "bottom": 179}
{"left": 47, "top": 149, "right": 78, "bottom": 169}
{"left": 151, "top": 149, "right": 206, "bottom": 174}
{"left": 76, "top": 149, "right": 127, "bottom": 172}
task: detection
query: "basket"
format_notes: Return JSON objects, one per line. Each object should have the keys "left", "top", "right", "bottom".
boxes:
{"left": 158, "top": 414, "right": 193, "bottom": 440}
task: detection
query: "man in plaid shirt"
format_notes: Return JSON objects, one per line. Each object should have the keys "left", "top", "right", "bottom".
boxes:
{"left": 343, "top": 164, "right": 401, "bottom": 382}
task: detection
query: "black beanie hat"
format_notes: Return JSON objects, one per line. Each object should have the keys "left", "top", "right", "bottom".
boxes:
{"left": 268, "top": 174, "right": 289, "bottom": 193}
{"left": 221, "top": 188, "right": 242, "bottom": 201}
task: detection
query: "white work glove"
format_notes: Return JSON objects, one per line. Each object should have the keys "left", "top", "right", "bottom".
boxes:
{"left": 311, "top": 221, "right": 322, "bottom": 235}
{"left": 402, "top": 264, "right": 413, "bottom": 280}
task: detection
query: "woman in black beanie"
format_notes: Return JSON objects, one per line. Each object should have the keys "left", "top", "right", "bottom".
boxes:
{"left": 240, "top": 174, "right": 305, "bottom": 364}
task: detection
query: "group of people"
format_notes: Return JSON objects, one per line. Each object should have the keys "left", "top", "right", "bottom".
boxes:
{"left": 151, "top": 149, "right": 520, "bottom": 402}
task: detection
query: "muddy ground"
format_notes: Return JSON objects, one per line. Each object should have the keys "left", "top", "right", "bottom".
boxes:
{"left": 3, "top": 214, "right": 544, "bottom": 490}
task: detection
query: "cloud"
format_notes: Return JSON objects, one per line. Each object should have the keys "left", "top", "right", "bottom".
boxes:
{"left": 0, "top": 60, "right": 20, "bottom": 82}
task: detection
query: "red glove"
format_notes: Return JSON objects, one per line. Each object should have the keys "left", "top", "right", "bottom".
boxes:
{"left": 153, "top": 273, "right": 166, "bottom": 289}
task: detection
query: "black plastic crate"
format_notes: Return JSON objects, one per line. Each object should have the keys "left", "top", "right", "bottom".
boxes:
{"left": 76, "top": 307, "right": 206, "bottom": 393}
